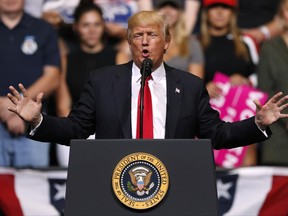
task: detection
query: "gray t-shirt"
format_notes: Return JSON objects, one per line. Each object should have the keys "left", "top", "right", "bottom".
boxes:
{"left": 166, "top": 36, "right": 204, "bottom": 71}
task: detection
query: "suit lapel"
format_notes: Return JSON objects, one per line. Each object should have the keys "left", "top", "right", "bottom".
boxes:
{"left": 165, "top": 64, "right": 183, "bottom": 138}
{"left": 113, "top": 62, "right": 133, "bottom": 138}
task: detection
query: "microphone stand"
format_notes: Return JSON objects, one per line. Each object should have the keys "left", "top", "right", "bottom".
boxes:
{"left": 139, "top": 70, "right": 147, "bottom": 139}
{"left": 139, "top": 58, "right": 153, "bottom": 139}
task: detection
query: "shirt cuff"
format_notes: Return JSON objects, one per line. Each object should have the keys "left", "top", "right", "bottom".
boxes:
{"left": 29, "top": 114, "right": 43, "bottom": 136}
{"left": 255, "top": 121, "right": 268, "bottom": 137}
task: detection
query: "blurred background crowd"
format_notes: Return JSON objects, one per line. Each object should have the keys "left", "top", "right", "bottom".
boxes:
{"left": 0, "top": 0, "right": 288, "bottom": 169}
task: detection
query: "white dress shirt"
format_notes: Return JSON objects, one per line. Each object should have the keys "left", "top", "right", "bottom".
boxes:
{"left": 131, "top": 62, "right": 167, "bottom": 139}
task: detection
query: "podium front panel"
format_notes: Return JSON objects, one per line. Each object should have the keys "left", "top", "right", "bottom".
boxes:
{"left": 65, "top": 139, "right": 218, "bottom": 216}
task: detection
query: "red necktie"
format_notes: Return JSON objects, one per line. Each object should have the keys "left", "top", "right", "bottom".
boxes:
{"left": 136, "top": 76, "right": 153, "bottom": 139}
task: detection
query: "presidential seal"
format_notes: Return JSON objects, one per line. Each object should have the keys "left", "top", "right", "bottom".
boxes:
{"left": 112, "top": 152, "right": 169, "bottom": 210}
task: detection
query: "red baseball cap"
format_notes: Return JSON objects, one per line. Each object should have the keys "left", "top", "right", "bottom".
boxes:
{"left": 203, "top": 0, "right": 237, "bottom": 8}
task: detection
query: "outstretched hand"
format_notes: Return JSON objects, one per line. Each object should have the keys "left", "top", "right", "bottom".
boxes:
{"left": 254, "top": 92, "right": 288, "bottom": 130}
{"left": 7, "top": 83, "right": 43, "bottom": 127}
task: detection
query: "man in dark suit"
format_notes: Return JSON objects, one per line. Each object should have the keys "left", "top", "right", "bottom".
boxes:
{"left": 7, "top": 11, "right": 288, "bottom": 149}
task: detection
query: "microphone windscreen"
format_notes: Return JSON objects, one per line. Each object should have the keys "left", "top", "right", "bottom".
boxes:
{"left": 141, "top": 58, "right": 153, "bottom": 76}
{"left": 142, "top": 58, "right": 153, "bottom": 68}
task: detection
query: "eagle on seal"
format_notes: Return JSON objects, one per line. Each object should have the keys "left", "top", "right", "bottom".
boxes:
{"left": 129, "top": 166, "right": 152, "bottom": 193}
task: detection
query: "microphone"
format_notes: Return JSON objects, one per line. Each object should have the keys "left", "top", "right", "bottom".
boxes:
{"left": 140, "top": 58, "right": 153, "bottom": 79}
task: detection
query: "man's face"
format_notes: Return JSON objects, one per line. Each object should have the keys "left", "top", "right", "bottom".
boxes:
{"left": 0, "top": 0, "right": 24, "bottom": 14}
{"left": 128, "top": 23, "right": 170, "bottom": 71}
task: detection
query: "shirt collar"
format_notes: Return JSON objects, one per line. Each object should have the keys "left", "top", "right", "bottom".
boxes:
{"left": 17, "top": 13, "right": 31, "bottom": 28}
{"left": 132, "top": 62, "right": 166, "bottom": 83}
{"left": 0, "top": 13, "right": 30, "bottom": 29}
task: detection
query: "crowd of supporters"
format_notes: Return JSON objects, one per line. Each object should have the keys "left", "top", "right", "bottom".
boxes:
{"left": 1, "top": 0, "right": 287, "bottom": 168}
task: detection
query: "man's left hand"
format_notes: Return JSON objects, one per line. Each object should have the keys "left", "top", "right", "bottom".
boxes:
{"left": 254, "top": 92, "right": 288, "bottom": 130}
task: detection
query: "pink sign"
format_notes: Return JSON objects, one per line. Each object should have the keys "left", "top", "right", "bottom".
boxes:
{"left": 210, "top": 72, "right": 268, "bottom": 168}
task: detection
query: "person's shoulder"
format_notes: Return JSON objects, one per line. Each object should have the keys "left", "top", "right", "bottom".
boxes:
{"left": 265, "top": 36, "right": 283, "bottom": 46}
{"left": 102, "top": 45, "right": 117, "bottom": 53}
{"left": 261, "top": 36, "right": 283, "bottom": 51}
{"left": 188, "top": 35, "right": 201, "bottom": 43}
{"left": 188, "top": 35, "right": 202, "bottom": 47}
{"left": 101, "top": 45, "right": 118, "bottom": 59}
{"left": 89, "top": 61, "right": 132, "bottom": 79}
{"left": 165, "top": 63, "right": 204, "bottom": 83}
{"left": 23, "top": 13, "right": 55, "bottom": 32}
{"left": 172, "top": 68, "right": 205, "bottom": 93}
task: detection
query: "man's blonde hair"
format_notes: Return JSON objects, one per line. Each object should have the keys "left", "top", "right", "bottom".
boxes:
{"left": 127, "top": 11, "right": 171, "bottom": 43}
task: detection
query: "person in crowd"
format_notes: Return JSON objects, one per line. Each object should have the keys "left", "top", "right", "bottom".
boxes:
{"left": 38, "top": 1, "right": 81, "bottom": 166}
{"left": 156, "top": 0, "right": 204, "bottom": 78}
{"left": 200, "top": 0, "right": 260, "bottom": 165}
{"left": 257, "top": 0, "right": 288, "bottom": 166}
{"left": 237, "top": 0, "right": 283, "bottom": 44}
{"left": 40, "top": 0, "right": 84, "bottom": 55}
{"left": 56, "top": 2, "right": 128, "bottom": 118}
{"left": 153, "top": 0, "right": 201, "bottom": 35}
{"left": 91, "top": 0, "right": 151, "bottom": 40}
{"left": 41, "top": 10, "right": 70, "bottom": 55}
{"left": 0, "top": 0, "right": 61, "bottom": 167}
{"left": 54, "top": 2, "right": 129, "bottom": 166}
{"left": 6, "top": 11, "right": 288, "bottom": 153}
{"left": 183, "top": 0, "right": 202, "bottom": 35}
{"left": 85, "top": 0, "right": 152, "bottom": 55}
{"left": 200, "top": 0, "right": 258, "bottom": 95}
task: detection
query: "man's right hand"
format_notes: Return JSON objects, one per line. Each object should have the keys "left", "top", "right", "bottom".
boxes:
{"left": 7, "top": 83, "right": 43, "bottom": 128}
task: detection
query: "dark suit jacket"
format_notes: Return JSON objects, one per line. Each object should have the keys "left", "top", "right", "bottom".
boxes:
{"left": 30, "top": 61, "right": 270, "bottom": 147}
